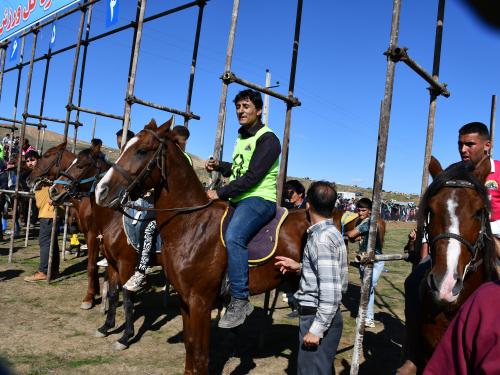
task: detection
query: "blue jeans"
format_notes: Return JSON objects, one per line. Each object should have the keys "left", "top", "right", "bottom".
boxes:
{"left": 359, "top": 260, "right": 385, "bottom": 320}
{"left": 225, "top": 197, "right": 276, "bottom": 299}
{"left": 298, "top": 308, "right": 343, "bottom": 375}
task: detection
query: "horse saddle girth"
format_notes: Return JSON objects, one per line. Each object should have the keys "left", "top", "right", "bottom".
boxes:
{"left": 220, "top": 205, "right": 288, "bottom": 266}
{"left": 122, "top": 195, "right": 162, "bottom": 253}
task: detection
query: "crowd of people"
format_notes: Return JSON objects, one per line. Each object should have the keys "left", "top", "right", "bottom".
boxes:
{"left": 336, "top": 197, "right": 417, "bottom": 222}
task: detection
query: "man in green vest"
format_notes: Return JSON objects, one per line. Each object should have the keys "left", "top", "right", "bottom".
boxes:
{"left": 206, "top": 89, "right": 281, "bottom": 329}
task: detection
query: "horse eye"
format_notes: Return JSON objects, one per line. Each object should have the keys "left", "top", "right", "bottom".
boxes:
{"left": 137, "top": 149, "right": 148, "bottom": 156}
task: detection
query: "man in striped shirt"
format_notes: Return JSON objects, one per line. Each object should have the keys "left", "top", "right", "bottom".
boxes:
{"left": 275, "top": 181, "right": 348, "bottom": 375}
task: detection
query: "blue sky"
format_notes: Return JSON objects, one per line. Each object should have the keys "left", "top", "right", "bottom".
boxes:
{"left": 0, "top": 0, "right": 499, "bottom": 194}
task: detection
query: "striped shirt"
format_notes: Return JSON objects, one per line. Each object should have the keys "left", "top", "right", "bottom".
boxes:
{"left": 295, "top": 218, "right": 348, "bottom": 337}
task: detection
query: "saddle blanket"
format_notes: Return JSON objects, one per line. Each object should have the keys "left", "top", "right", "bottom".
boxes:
{"left": 122, "top": 193, "right": 162, "bottom": 253}
{"left": 220, "top": 206, "right": 288, "bottom": 266}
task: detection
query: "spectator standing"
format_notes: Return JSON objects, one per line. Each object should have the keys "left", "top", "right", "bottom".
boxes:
{"left": 23, "top": 150, "right": 60, "bottom": 282}
{"left": 346, "top": 198, "right": 386, "bottom": 328}
{"left": 275, "top": 181, "right": 347, "bottom": 375}
{"left": 90, "top": 138, "right": 106, "bottom": 161}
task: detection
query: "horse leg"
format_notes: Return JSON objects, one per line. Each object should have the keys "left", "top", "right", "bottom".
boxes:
{"left": 114, "top": 288, "right": 134, "bottom": 350}
{"left": 81, "top": 234, "right": 99, "bottom": 310}
{"left": 95, "top": 266, "right": 119, "bottom": 337}
{"left": 182, "top": 302, "right": 211, "bottom": 375}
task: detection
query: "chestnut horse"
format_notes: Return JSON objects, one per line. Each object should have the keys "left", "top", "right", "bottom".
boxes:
{"left": 25, "top": 143, "right": 102, "bottom": 310}
{"left": 413, "top": 157, "right": 498, "bottom": 369}
{"left": 49, "top": 148, "right": 161, "bottom": 350}
{"left": 95, "top": 118, "right": 310, "bottom": 374}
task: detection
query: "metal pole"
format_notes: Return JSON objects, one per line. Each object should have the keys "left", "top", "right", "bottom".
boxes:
{"left": 40, "top": 128, "right": 46, "bottom": 154}
{"left": 0, "top": 46, "right": 7, "bottom": 103}
{"left": 63, "top": 7, "right": 87, "bottom": 141}
{"left": 46, "top": 209, "right": 59, "bottom": 283}
{"left": 490, "top": 95, "right": 497, "bottom": 157}
{"left": 8, "top": 36, "right": 26, "bottom": 160}
{"left": 277, "top": 0, "right": 303, "bottom": 204}
{"left": 184, "top": 1, "right": 206, "bottom": 128}
{"left": 8, "top": 31, "right": 38, "bottom": 262}
{"left": 262, "top": 69, "right": 271, "bottom": 126}
{"left": 213, "top": 0, "right": 240, "bottom": 162}
{"left": 350, "top": 0, "right": 402, "bottom": 373}
{"left": 420, "top": 0, "right": 446, "bottom": 196}
{"left": 91, "top": 117, "right": 96, "bottom": 140}
{"left": 121, "top": 0, "right": 147, "bottom": 151}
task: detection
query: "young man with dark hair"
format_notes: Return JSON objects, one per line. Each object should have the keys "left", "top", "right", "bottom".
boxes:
{"left": 90, "top": 138, "right": 106, "bottom": 161}
{"left": 346, "top": 197, "right": 386, "bottom": 328}
{"left": 275, "top": 181, "right": 347, "bottom": 375}
{"left": 285, "top": 179, "right": 306, "bottom": 209}
{"left": 116, "top": 129, "right": 135, "bottom": 150}
{"left": 171, "top": 125, "right": 192, "bottom": 165}
{"left": 24, "top": 150, "right": 60, "bottom": 282}
{"left": 205, "top": 89, "right": 281, "bottom": 329}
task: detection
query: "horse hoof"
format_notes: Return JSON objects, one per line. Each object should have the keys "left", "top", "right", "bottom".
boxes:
{"left": 80, "top": 301, "right": 93, "bottom": 310}
{"left": 112, "top": 341, "right": 128, "bottom": 351}
{"left": 94, "top": 330, "right": 106, "bottom": 338}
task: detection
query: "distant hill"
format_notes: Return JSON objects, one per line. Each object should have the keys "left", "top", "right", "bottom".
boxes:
{"left": 0, "top": 128, "right": 419, "bottom": 203}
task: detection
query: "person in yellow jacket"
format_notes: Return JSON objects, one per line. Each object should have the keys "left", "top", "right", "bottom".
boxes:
{"left": 24, "top": 150, "right": 60, "bottom": 282}
{"left": 205, "top": 89, "right": 281, "bottom": 329}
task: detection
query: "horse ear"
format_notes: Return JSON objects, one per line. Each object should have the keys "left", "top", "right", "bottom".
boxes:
{"left": 473, "top": 157, "right": 491, "bottom": 183}
{"left": 57, "top": 141, "right": 67, "bottom": 149}
{"left": 429, "top": 156, "right": 443, "bottom": 179}
{"left": 159, "top": 115, "right": 174, "bottom": 133}
{"left": 145, "top": 119, "right": 158, "bottom": 130}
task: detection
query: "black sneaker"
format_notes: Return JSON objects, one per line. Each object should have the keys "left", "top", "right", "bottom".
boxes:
{"left": 218, "top": 297, "right": 254, "bottom": 329}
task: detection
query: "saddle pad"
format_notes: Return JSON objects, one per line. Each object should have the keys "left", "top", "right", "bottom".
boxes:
{"left": 122, "top": 194, "right": 162, "bottom": 253}
{"left": 220, "top": 206, "right": 288, "bottom": 266}
{"left": 341, "top": 211, "right": 359, "bottom": 226}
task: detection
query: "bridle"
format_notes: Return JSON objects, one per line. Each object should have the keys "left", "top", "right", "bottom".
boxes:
{"left": 425, "top": 179, "right": 490, "bottom": 282}
{"left": 31, "top": 147, "right": 67, "bottom": 186}
{"left": 53, "top": 155, "right": 108, "bottom": 199}
{"left": 109, "top": 128, "right": 213, "bottom": 214}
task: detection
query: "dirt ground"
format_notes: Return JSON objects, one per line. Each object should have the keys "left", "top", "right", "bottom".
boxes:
{"left": 0, "top": 221, "right": 414, "bottom": 375}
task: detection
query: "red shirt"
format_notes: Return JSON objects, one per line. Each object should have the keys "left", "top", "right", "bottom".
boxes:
{"left": 485, "top": 159, "right": 500, "bottom": 222}
{"left": 424, "top": 281, "right": 500, "bottom": 375}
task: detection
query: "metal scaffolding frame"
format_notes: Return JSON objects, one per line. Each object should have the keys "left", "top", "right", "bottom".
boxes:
{"left": 0, "top": 0, "right": 207, "bottom": 283}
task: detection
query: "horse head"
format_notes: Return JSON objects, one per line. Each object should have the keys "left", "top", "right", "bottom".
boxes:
{"left": 96, "top": 117, "right": 176, "bottom": 208}
{"left": 49, "top": 148, "right": 111, "bottom": 204}
{"left": 421, "top": 156, "right": 496, "bottom": 303}
{"left": 26, "top": 142, "right": 74, "bottom": 188}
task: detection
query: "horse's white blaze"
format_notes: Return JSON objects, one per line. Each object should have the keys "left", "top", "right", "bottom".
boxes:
{"left": 116, "top": 136, "right": 139, "bottom": 163}
{"left": 95, "top": 168, "right": 115, "bottom": 203}
{"left": 440, "top": 193, "right": 461, "bottom": 301}
{"left": 66, "top": 157, "right": 78, "bottom": 172}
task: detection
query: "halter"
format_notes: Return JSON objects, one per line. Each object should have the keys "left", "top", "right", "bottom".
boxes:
{"left": 425, "top": 179, "right": 490, "bottom": 281}
{"left": 53, "top": 155, "right": 108, "bottom": 199}
{"left": 31, "top": 147, "right": 66, "bottom": 185}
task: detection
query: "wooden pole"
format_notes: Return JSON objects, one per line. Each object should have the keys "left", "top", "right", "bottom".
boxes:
{"left": 490, "top": 94, "right": 497, "bottom": 157}
{"left": 263, "top": 69, "right": 271, "bottom": 125}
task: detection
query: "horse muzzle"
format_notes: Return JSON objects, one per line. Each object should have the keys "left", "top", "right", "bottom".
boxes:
{"left": 427, "top": 271, "right": 463, "bottom": 303}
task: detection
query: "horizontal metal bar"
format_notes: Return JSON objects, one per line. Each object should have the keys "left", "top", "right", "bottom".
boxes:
{"left": 2, "top": 1, "right": 204, "bottom": 74}
{"left": 0, "top": 124, "right": 18, "bottom": 130}
{"left": 222, "top": 71, "right": 301, "bottom": 107}
{"left": 375, "top": 253, "right": 409, "bottom": 262}
{"left": 0, "top": 189, "right": 34, "bottom": 197}
{"left": 25, "top": 113, "right": 80, "bottom": 126}
{"left": 0, "top": 116, "right": 47, "bottom": 128}
{"left": 68, "top": 104, "right": 124, "bottom": 121}
{"left": 128, "top": 95, "right": 201, "bottom": 120}
{"left": 386, "top": 47, "right": 450, "bottom": 97}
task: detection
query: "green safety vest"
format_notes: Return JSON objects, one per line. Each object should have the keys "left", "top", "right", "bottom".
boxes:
{"left": 229, "top": 125, "right": 279, "bottom": 203}
{"left": 0, "top": 144, "right": 3, "bottom": 160}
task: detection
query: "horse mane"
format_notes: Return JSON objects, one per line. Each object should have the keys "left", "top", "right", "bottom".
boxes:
{"left": 418, "top": 160, "right": 498, "bottom": 280}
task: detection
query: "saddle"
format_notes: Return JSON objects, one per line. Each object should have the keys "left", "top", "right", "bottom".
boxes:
{"left": 122, "top": 193, "right": 162, "bottom": 253}
{"left": 220, "top": 206, "right": 288, "bottom": 266}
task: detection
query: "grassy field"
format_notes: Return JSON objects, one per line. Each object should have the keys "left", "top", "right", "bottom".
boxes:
{"left": 0, "top": 221, "right": 414, "bottom": 374}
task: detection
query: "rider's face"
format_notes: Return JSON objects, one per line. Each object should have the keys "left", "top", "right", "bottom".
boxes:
{"left": 458, "top": 133, "right": 491, "bottom": 165}
{"left": 235, "top": 99, "right": 261, "bottom": 127}
{"left": 357, "top": 207, "right": 371, "bottom": 220}
{"left": 26, "top": 157, "right": 38, "bottom": 169}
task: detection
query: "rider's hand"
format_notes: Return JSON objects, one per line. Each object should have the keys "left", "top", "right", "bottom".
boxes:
{"left": 408, "top": 229, "right": 417, "bottom": 241}
{"left": 274, "top": 256, "right": 301, "bottom": 274}
{"left": 206, "top": 190, "right": 219, "bottom": 200}
{"left": 303, "top": 332, "right": 320, "bottom": 347}
{"left": 205, "top": 158, "right": 219, "bottom": 172}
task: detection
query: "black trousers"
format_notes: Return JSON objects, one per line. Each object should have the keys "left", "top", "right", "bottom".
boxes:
{"left": 38, "top": 218, "right": 59, "bottom": 274}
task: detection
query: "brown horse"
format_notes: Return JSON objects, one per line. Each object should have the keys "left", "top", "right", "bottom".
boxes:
{"left": 49, "top": 148, "right": 164, "bottom": 350}
{"left": 95, "top": 118, "right": 310, "bottom": 374}
{"left": 25, "top": 143, "right": 102, "bottom": 309}
{"left": 413, "top": 157, "right": 498, "bottom": 370}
